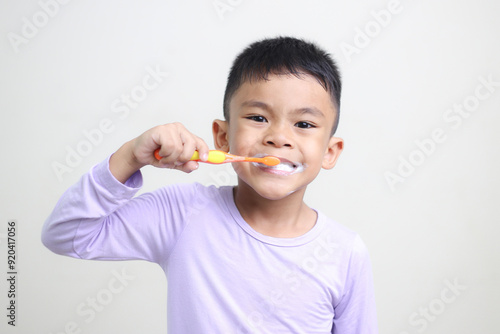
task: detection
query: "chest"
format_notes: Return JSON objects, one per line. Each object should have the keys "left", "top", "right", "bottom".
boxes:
{"left": 164, "top": 212, "right": 348, "bottom": 332}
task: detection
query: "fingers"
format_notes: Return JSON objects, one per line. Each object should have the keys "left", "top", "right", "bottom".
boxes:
{"left": 194, "top": 135, "right": 210, "bottom": 162}
{"left": 173, "top": 160, "right": 200, "bottom": 174}
{"left": 151, "top": 123, "right": 210, "bottom": 172}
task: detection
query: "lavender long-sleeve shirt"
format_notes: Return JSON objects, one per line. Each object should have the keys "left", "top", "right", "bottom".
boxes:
{"left": 42, "top": 157, "right": 378, "bottom": 333}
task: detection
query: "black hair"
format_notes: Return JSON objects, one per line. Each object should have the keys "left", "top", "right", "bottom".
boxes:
{"left": 223, "top": 36, "right": 342, "bottom": 135}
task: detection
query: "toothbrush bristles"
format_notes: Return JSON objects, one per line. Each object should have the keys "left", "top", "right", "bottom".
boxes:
{"left": 262, "top": 156, "right": 280, "bottom": 166}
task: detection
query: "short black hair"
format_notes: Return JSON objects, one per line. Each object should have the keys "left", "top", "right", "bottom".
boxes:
{"left": 223, "top": 36, "right": 342, "bottom": 135}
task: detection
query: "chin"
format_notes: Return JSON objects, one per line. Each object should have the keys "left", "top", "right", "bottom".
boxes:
{"left": 249, "top": 182, "right": 306, "bottom": 201}
{"left": 235, "top": 168, "right": 312, "bottom": 201}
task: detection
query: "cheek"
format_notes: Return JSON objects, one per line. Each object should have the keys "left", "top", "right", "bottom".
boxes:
{"left": 231, "top": 162, "right": 243, "bottom": 174}
{"left": 305, "top": 142, "right": 329, "bottom": 167}
{"left": 231, "top": 163, "right": 253, "bottom": 183}
{"left": 228, "top": 129, "right": 258, "bottom": 154}
{"left": 305, "top": 139, "right": 325, "bottom": 153}
{"left": 227, "top": 125, "right": 243, "bottom": 149}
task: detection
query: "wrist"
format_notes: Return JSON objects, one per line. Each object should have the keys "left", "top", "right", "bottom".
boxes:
{"left": 124, "top": 139, "right": 147, "bottom": 171}
{"left": 109, "top": 141, "right": 146, "bottom": 184}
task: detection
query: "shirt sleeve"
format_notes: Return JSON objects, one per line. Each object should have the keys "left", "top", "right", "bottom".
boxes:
{"left": 41, "top": 156, "right": 196, "bottom": 265}
{"left": 331, "top": 235, "right": 378, "bottom": 334}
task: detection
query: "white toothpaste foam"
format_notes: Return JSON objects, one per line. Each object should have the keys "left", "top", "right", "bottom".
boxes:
{"left": 252, "top": 161, "right": 305, "bottom": 174}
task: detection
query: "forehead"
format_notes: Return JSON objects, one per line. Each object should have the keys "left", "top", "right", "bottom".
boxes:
{"left": 229, "top": 73, "right": 337, "bottom": 117}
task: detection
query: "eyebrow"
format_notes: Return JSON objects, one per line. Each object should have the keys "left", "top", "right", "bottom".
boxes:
{"left": 240, "top": 100, "right": 270, "bottom": 111}
{"left": 240, "top": 100, "right": 326, "bottom": 119}
{"left": 293, "top": 107, "right": 325, "bottom": 119}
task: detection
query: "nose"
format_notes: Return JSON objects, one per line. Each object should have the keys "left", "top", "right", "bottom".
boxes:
{"left": 263, "top": 123, "right": 293, "bottom": 148}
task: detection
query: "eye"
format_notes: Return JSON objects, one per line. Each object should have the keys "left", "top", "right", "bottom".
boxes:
{"left": 246, "top": 115, "right": 267, "bottom": 123}
{"left": 295, "top": 121, "right": 316, "bottom": 129}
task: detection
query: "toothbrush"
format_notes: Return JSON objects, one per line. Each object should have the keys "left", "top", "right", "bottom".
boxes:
{"left": 154, "top": 149, "right": 280, "bottom": 166}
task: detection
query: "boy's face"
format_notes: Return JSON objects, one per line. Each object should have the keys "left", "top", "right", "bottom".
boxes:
{"left": 213, "top": 73, "right": 343, "bottom": 200}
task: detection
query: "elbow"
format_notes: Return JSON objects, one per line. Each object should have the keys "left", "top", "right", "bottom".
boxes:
{"left": 41, "top": 223, "right": 57, "bottom": 253}
{"left": 40, "top": 219, "right": 69, "bottom": 255}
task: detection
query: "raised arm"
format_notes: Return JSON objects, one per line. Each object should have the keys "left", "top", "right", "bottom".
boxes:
{"left": 41, "top": 123, "right": 209, "bottom": 262}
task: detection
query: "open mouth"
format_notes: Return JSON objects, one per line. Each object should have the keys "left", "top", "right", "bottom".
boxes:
{"left": 252, "top": 155, "right": 305, "bottom": 175}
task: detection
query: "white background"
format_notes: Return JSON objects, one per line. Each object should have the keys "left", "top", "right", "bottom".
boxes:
{"left": 1, "top": 0, "right": 499, "bottom": 333}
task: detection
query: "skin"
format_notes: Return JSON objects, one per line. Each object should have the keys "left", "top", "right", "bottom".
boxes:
{"left": 109, "top": 73, "right": 343, "bottom": 238}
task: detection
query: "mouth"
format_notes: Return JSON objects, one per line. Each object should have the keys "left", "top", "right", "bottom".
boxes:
{"left": 252, "top": 154, "right": 305, "bottom": 175}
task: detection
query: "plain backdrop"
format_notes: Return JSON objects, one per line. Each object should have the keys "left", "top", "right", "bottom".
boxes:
{"left": 1, "top": 1, "right": 499, "bottom": 333}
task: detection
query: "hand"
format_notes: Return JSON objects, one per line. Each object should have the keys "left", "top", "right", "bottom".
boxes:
{"left": 110, "top": 123, "right": 210, "bottom": 183}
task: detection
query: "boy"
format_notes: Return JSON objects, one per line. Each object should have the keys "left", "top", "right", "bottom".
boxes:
{"left": 42, "top": 36, "right": 378, "bottom": 333}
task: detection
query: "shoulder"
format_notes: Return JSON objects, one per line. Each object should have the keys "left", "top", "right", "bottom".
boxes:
{"left": 317, "top": 211, "right": 358, "bottom": 244}
{"left": 316, "top": 211, "right": 371, "bottom": 261}
{"left": 151, "top": 182, "right": 230, "bottom": 206}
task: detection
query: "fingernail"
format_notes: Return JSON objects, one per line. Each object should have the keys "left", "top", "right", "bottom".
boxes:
{"left": 202, "top": 153, "right": 208, "bottom": 161}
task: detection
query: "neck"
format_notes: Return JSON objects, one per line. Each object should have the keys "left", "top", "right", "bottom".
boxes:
{"left": 233, "top": 180, "right": 316, "bottom": 238}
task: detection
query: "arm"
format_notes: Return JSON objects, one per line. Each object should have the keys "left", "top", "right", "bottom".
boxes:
{"left": 41, "top": 123, "right": 209, "bottom": 262}
{"left": 42, "top": 156, "right": 144, "bottom": 259}
{"left": 332, "top": 235, "right": 378, "bottom": 334}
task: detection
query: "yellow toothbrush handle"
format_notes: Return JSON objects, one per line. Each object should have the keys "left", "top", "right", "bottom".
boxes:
{"left": 154, "top": 149, "right": 228, "bottom": 164}
{"left": 191, "top": 150, "right": 227, "bottom": 164}
{"left": 154, "top": 149, "right": 279, "bottom": 166}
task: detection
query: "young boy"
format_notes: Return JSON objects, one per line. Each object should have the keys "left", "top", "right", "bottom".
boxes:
{"left": 42, "top": 36, "right": 378, "bottom": 333}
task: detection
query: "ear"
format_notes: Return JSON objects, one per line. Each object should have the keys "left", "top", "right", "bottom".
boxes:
{"left": 212, "top": 119, "right": 230, "bottom": 152}
{"left": 322, "top": 137, "right": 344, "bottom": 169}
